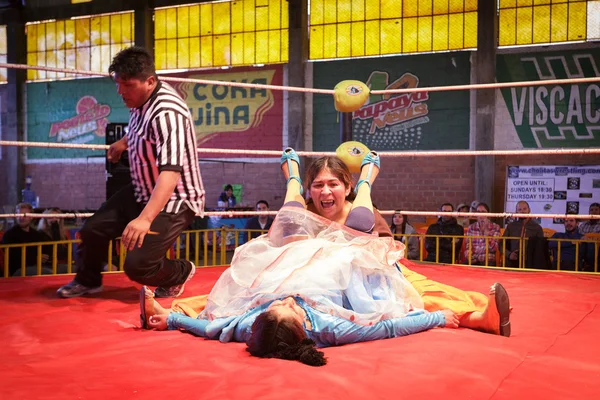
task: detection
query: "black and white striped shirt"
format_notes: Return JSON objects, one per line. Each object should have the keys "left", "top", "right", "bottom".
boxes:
{"left": 126, "top": 81, "right": 205, "bottom": 215}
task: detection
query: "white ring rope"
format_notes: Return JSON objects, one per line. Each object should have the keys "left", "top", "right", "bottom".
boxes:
{"left": 2, "top": 140, "right": 600, "bottom": 158}
{"left": 2, "top": 62, "right": 600, "bottom": 96}
{"left": 2, "top": 211, "right": 598, "bottom": 220}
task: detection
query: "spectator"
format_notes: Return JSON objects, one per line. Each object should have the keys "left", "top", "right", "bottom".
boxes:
{"left": 244, "top": 200, "right": 274, "bottom": 242}
{"left": 456, "top": 203, "right": 470, "bottom": 229}
{"left": 218, "top": 184, "right": 236, "bottom": 207}
{"left": 1, "top": 203, "right": 51, "bottom": 276}
{"left": 578, "top": 203, "right": 600, "bottom": 235}
{"left": 425, "top": 203, "right": 464, "bottom": 264}
{"left": 464, "top": 203, "right": 501, "bottom": 266}
{"left": 548, "top": 217, "right": 587, "bottom": 271}
{"left": 502, "top": 201, "right": 544, "bottom": 267}
{"left": 390, "top": 211, "right": 419, "bottom": 260}
{"left": 38, "top": 208, "right": 70, "bottom": 262}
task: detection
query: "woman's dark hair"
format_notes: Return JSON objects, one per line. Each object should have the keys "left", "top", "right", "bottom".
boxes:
{"left": 246, "top": 310, "right": 327, "bottom": 367}
{"left": 108, "top": 46, "right": 157, "bottom": 81}
{"left": 476, "top": 202, "right": 490, "bottom": 212}
{"left": 305, "top": 156, "right": 356, "bottom": 203}
{"left": 390, "top": 210, "right": 408, "bottom": 234}
{"left": 224, "top": 184, "right": 233, "bottom": 192}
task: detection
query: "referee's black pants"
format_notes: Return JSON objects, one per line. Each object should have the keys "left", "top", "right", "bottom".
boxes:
{"left": 74, "top": 184, "right": 195, "bottom": 288}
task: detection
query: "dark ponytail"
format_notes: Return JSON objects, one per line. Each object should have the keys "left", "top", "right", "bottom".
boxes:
{"left": 246, "top": 310, "right": 327, "bottom": 367}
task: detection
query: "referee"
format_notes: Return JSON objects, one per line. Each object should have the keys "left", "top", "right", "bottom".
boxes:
{"left": 58, "top": 46, "right": 205, "bottom": 299}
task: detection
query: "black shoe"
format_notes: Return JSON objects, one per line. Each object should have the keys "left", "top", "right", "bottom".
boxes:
{"left": 57, "top": 280, "right": 103, "bottom": 298}
{"left": 154, "top": 262, "right": 196, "bottom": 298}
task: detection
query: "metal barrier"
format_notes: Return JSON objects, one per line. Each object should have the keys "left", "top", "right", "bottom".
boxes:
{"left": 2, "top": 228, "right": 598, "bottom": 277}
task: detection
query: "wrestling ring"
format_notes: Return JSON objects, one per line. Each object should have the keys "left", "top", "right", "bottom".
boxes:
{"left": 1, "top": 62, "right": 600, "bottom": 400}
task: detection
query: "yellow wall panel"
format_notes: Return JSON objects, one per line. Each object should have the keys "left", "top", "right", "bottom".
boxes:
{"left": 403, "top": 0, "right": 418, "bottom": 18}
{"left": 255, "top": 4, "right": 269, "bottom": 31}
{"left": 155, "top": 10, "right": 166, "bottom": 39}
{"left": 567, "top": 1, "right": 586, "bottom": 41}
{"left": 37, "top": 25, "right": 47, "bottom": 52}
{"left": 65, "top": 20, "right": 75, "bottom": 49}
{"left": 166, "top": 8, "right": 177, "bottom": 38}
{"left": 201, "top": 4, "right": 213, "bottom": 36}
{"left": 499, "top": 0, "right": 516, "bottom": 8}
{"left": 189, "top": 37, "right": 201, "bottom": 67}
{"left": 0, "top": 26, "right": 7, "bottom": 54}
{"left": 532, "top": 5, "right": 551, "bottom": 43}
{"left": 155, "top": 40, "right": 166, "bottom": 69}
{"left": 268, "top": 30, "right": 281, "bottom": 62}
{"left": 213, "top": 2, "right": 231, "bottom": 35}
{"left": 448, "top": 13, "right": 464, "bottom": 49}
{"left": 166, "top": 39, "right": 177, "bottom": 68}
{"left": 178, "top": 38, "right": 190, "bottom": 68}
{"left": 281, "top": 29, "right": 289, "bottom": 55}
{"left": 255, "top": 30, "right": 269, "bottom": 62}
{"left": 66, "top": 48, "right": 76, "bottom": 70}
{"left": 243, "top": 32, "right": 256, "bottom": 63}
{"left": 516, "top": 6, "right": 533, "bottom": 44}
{"left": 351, "top": 21, "right": 365, "bottom": 57}
{"left": 269, "top": 0, "right": 282, "bottom": 29}
{"left": 213, "top": 35, "right": 230, "bottom": 65}
{"left": 200, "top": 36, "right": 213, "bottom": 67}
{"left": 324, "top": 0, "right": 338, "bottom": 24}
{"left": 533, "top": 0, "right": 551, "bottom": 5}
{"left": 499, "top": 8, "right": 516, "bottom": 45}
{"left": 432, "top": 14, "right": 448, "bottom": 50}
{"left": 189, "top": 6, "right": 200, "bottom": 37}
{"left": 337, "top": 0, "right": 352, "bottom": 22}
{"left": 449, "top": 0, "right": 466, "bottom": 13}
{"left": 76, "top": 46, "right": 90, "bottom": 71}
{"left": 323, "top": 23, "right": 338, "bottom": 58}
{"left": 336, "top": 23, "right": 351, "bottom": 58}
{"left": 465, "top": 0, "right": 477, "bottom": 12}
{"left": 110, "top": 15, "right": 122, "bottom": 45}
{"left": 75, "top": 19, "right": 90, "bottom": 46}
{"left": 402, "top": 17, "right": 418, "bottom": 52}
{"left": 27, "top": 52, "right": 37, "bottom": 80}
{"left": 433, "top": 0, "right": 449, "bottom": 15}
{"left": 550, "top": 3, "right": 568, "bottom": 42}
{"left": 380, "top": 19, "right": 402, "bottom": 55}
{"left": 27, "top": 24, "right": 38, "bottom": 52}
{"left": 100, "top": 16, "right": 110, "bottom": 45}
{"left": 46, "top": 22, "right": 56, "bottom": 50}
{"left": 420, "top": 0, "right": 433, "bottom": 16}
{"left": 231, "top": 1, "right": 244, "bottom": 32}
{"left": 310, "top": 26, "right": 324, "bottom": 59}
{"left": 281, "top": 0, "right": 289, "bottom": 28}
{"left": 463, "top": 11, "right": 477, "bottom": 47}
{"left": 517, "top": 0, "right": 532, "bottom": 6}
{"left": 231, "top": 34, "right": 244, "bottom": 65}
{"left": 365, "top": 0, "right": 380, "bottom": 21}
{"left": 243, "top": 0, "right": 255, "bottom": 31}
{"left": 178, "top": 7, "right": 190, "bottom": 37}
{"left": 351, "top": 0, "right": 364, "bottom": 21}
{"left": 417, "top": 16, "right": 432, "bottom": 52}
{"left": 365, "top": 20, "right": 380, "bottom": 56}
{"left": 56, "top": 21, "right": 66, "bottom": 50}
{"left": 380, "top": 0, "right": 401, "bottom": 19}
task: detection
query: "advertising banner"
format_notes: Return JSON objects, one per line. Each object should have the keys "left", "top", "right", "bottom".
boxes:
{"left": 505, "top": 165, "right": 600, "bottom": 228}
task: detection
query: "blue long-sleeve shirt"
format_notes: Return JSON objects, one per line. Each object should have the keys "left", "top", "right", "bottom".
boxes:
{"left": 167, "top": 297, "right": 446, "bottom": 348}
{"left": 548, "top": 231, "right": 587, "bottom": 267}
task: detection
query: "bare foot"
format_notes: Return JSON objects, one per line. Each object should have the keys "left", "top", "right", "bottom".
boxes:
{"left": 144, "top": 286, "right": 170, "bottom": 317}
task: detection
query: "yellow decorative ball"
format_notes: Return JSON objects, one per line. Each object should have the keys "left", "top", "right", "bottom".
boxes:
{"left": 333, "top": 80, "right": 370, "bottom": 112}
{"left": 336, "top": 141, "right": 370, "bottom": 173}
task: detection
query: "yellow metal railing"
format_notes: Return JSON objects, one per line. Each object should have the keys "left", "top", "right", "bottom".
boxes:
{"left": 2, "top": 228, "right": 598, "bottom": 277}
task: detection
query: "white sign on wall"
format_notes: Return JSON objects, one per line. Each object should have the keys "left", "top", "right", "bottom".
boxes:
{"left": 505, "top": 165, "right": 600, "bottom": 229}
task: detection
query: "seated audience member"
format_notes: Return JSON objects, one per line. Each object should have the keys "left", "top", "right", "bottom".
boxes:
{"left": 218, "top": 184, "right": 237, "bottom": 207}
{"left": 464, "top": 203, "right": 501, "bottom": 266}
{"left": 578, "top": 203, "right": 600, "bottom": 235}
{"left": 390, "top": 211, "right": 419, "bottom": 260}
{"left": 549, "top": 217, "right": 587, "bottom": 271}
{"left": 456, "top": 203, "right": 471, "bottom": 229}
{"left": 425, "top": 203, "right": 464, "bottom": 264}
{"left": 38, "top": 208, "right": 71, "bottom": 262}
{"left": 502, "top": 201, "right": 544, "bottom": 268}
{"left": 1, "top": 203, "right": 52, "bottom": 276}
{"left": 244, "top": 200, "right": 274, "bottom": 242}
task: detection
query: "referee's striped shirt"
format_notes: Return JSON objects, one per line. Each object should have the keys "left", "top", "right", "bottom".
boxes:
{"left": 126, "top": 81, "right": 205, "bottom": 215}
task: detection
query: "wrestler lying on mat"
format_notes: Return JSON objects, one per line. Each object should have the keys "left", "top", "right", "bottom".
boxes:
{"left": 140, "top": 150, "right": 511, "bottom": 367}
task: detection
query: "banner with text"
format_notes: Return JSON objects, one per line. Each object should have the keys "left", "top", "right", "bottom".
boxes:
{"left": 313, "top": 53, "right": 471, "bottom": 151}
{"left": 26, "top": 78, "right": 129, "bottom": 160}
{"left": 505, "top": 165, "right": 600, "bottom": 228}
{"left": 496, "top": 49, "right": 600, "bottom": 149}
{"left": 165, "top": 66, "right": 283, "bottom": 157}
